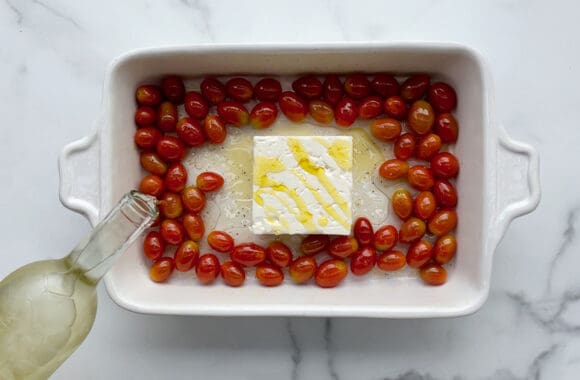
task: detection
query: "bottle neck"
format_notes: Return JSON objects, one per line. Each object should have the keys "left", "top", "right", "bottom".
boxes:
{"left": 66, "top": 191, "right": 158, "bottom": 283}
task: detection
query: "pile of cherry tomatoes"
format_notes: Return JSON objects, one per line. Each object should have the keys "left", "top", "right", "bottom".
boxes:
{"left": 134, "top": 73, "right": 458, "bottom": 287}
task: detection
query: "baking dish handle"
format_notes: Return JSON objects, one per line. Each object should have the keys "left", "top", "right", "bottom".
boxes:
{"left": 58, "top": 127, "right": 100, "bottom": 227}
{"left": 492, "top": 125, "right": 541, "bottom": 246}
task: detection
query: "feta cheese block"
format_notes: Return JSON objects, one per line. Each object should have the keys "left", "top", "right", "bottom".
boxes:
{"left": 252, "top": 135, "right": 353, "bottom": 235}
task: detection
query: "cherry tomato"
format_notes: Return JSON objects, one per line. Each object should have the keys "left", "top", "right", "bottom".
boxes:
{"left": 226, "top": 77, "right": 253, "bottom": 102}
{"left": 323, "top": 75, "right": 343, "bottom": 106}
{"left": 164, "top": 163, "right": 188, "bottom": 193}
{"left": 315, "top": 259, "right": 348, "bottom": 288}
{"left": 183, "top": 213, "right": 205, "bottom": 242}
{"left": 433, "top": 235, "right": 457, "bottom": 264}
{"left": 158, "top": 192, "right": 183, "bottom": 219}
{"left": 383, "top": 96, "right": 407, "bottom": 120}
{"left": 160, "top": 219, "right": 185, "bottom": 245}
{"left": 256, "top": 264, "right": 284, "bottom": 286}
{"left": 266, "top": 241, "right": 293, "bottom": 268}
{"left": 353, "top": 217, "right": 374, "bottom": 246}
{"left": 204, "top": 115, "right": 227, "bottom": 144}
{"left": 289, "top": 257, "right": 317, "bottom": 284}
{"left": 196, "top": 253, "right": 220, "bottom": 284}
{"left": 279, "top": 91, "right": 308, "bottom": 123}
{"left": 392, "top": 189, "right": 413, "bottom": 220}
{"left": 254, "top": 78, "right": 282, "bottom": 101}
{"left": 184, "top": 91, "right": 209, "bottom": 119}
{"left": 143, "top": 231, "right": 165, "bottom": 260}
{"left": 374, "top": 225, "right": 398, "bottom": 251}
{"left": 430, "top": 152, "right": 459, "bottom": 179}
{"left": 350, "top": 247, "right": 376, "bottom": 276}
{"left": 300, "top": 235, "right": 330, "bottom": 255}
{"left": 428, "top": 82, "right": 457, "bottom": 113}
{"left": 231, "top": 243, "right": 267, "bottom": 267}
{"left": 434, "top": 113, "right": 459, "bottom": 143}
{"left": 217, "top": 101, "right": 250, "bottom": 126}
{"left": 174, "top": 240, "right": 199, "bottom": 272}
{"left": 344, "top": 74, "right": 370, "bottom": 99}
{"left": 377, "top": 250, "right": 406, "bottom": 272}
{"left": 134, "top": 127, "right": 162, "bottom": 150}
{"left": 371, "top": 74, "right": 399, "bottom": 97}
{"left": 399, "top": 217, "right": 426, "bottom": 243}
{"left": 420, "top": 263, "right": 447, "bottom": 285}
{"left": 370, "top": 118, "right": 402, "bottom": 141}
{"left": 157, "top": 101, "right": 178, "bottom": 132}
{"left": 196, "top": 172, "right": 224, "bottom": 192}
{"left": 416, "top": 133, "right": 442, "bottom": 161}
{"left": 156, "top": 136, "right": 186, "bottom": 162}
{"left": 135, "top": 106, "right": 156, "bottom": 126}
{"left": 221, "top": 261, "right": 245, "bottom": 287}
{"left": 408, "top": 165, "right": 434, "bottom": 191}
{"left": 379, "top": 159, "right": 409, "bottom": 180}
{"left": 161, "top": 75, "right": 185, "bottom": 103}
{"left": 358, "top": 96, "right": 383, "bottom": 119}
{"left": 200, "top": 77, "right": 226, "bottom": 104}
{"left": 400, "top": 74, "right": 430, "bottom": 102}
{"left": 292, "top": 76, "right": 323, "bottom": 99}
{"left": 428, "top": 209, "right": 458, "bottom": 236}
{"left": 140, "top": 152, "right": 168, "bottom": 176}
{"left": 149, "top": 257, "right": 174, "bottom": 282}
{"left": 394, "top": 133, "right": 416, "bottom": 160}
{"left": 181, "top": 186, "right": 206, "bottom": 214}
{"left": 407, "top": 100, "right": 435, "bottom": 135}
{"left": 250, "top": 102, "right": 278, "bottom": 129}
{"left": 329, "top": 236, "right": 359, "bottom": 258}
{"left": 175, "top": 117, "right": 205, "bottom": 147}
{"left": 433, "top": 179, "right": 458, "bottom": 208}
{"left": 135, "top": 85, "right": 162, "bottom": 106}
{"left": 414, "top": 191, "right": 437, "bottom": 220}
{"left": 139, "top": 175, "right": 164, "bottom": 197}
{"left": 309, "top": 100, "right": 334, "bottom": 124}
{"left": 407, "top": 240, "right": 433, "bottom": 268}
{"left": 334, "top": 97, "right": 357, "bottom": 127}
{"left": 207, "top": 230, "right": 235, "bottom": 253}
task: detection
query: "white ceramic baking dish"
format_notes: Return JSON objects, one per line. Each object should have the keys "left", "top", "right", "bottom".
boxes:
{"left": 58, "top": 43, "right": 540, "bottom": 318}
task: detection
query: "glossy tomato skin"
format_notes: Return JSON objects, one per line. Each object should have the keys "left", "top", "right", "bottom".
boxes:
{"left": 207, "top": 230, "right": 234, "bottom": 253}
{"left": 430, "top": 152, "right": 459, "bottom": 179}
{"left": 221, "top": 261, "right": 245, "bottom": 287}
{"left": 256, "top": 264, "right": 284, "bottom": 286}
{"left": 428, "top": 209, "right": 458, "bottom": 236}
{"left": 379, "top": 159, "right": 409, "bottom": 180}
{"left": 135, "top": 106, "right": 156, "bottom": 126}
{"left": 266, "top": 241, "right": 293, "bottom": 268}
{"left": 420, "top": 263, "right": 447, "bottom": 285}
{"left": 408, "top": 165, "right": 435, "bottom": 191}
{"left": 184, "top": 91, "right": 209, "bottom": 119}
{"left": 315, "top": 259, "right": 348, "bottom": 288}
{"left": 196, "top": 254, "right": 220, "bottom": 284}
{"left": 217, "top": 101, "right": 250, "bottom": 127}
{"left": 158, "top": 192, "right": 183, "bottom": 219}
{"left": 149, "top": 257, "right": 174, "bottom": 283}
{"left": 160, "top": 219, "right": 185, "bottom": 245}
{"left": 323, "top": 75, "right": 343, "bottom": 106}
{"left": 358, "top": 96, "right": 383, "bottom": 119}
{"left": 370, "top": 118, "right": 402, "bottom": 141}
{"left": 392, "top": 189, "right": 413, "bottom": 220}
{"left": 156, "top": 136, "right": 186, "bottom": 163}
{"left": 377, "top": 250, "right": 406, "bottom": 272}
{"left": 161, "top": 75, "right": 185, "bottom": 103}
{"left": 231, "top": 243, "right": 267, "bottom": 267}
{"left": 279, "top": 91, "right": 308, "bottom": 123}
{"left": 135, "top": 127, "right": 162, "bottom": 150}
{"left": 301, "top": 235, "right": 330, "bottom": 255}
{"left": 384, "top": 96, "right": 407, "bottom": 120}
{"left": 309, "top": 100, "right": 334, "bottom": 124}
{"left": 176, "top": 117, "right": 206, "bottom": 147}
{"left": 292, "top": 76, "right": 323, "bottom": 99}
{"left": 433, "top": 235, "right": 457, "bottom": 264}
{"left": 139, "top": 175, "right": 164, "bottom": 198}
{"left": 374, "top": 225, "right": 398, "bottom": 251}
{"left": 181, "top": 186, "right": 206, "bottom": 214}
{"left": 399, "top": 217, "right": 426, "bottom": 243}
{"left": 400, "top": 74, "right": 430, "bottom": 102}
{"left": 250, "top": 102, "right": 278, "bottom": 129}
{"left": 157, "top": 101, "right": 178, "bottom": 132}
{"left": 164, "top": 163, "right": 188, "bottom": 193}
{"left": 371, "top": 74, "right": 399, "bottom": 97}
{"left": 136, "top": 85, "right": 162, "bottom": 106}
{"left": 414, "top": 191, "right": 437, "bottom": 220}
{"left": 428, "top": 82, "right": 457, "bottom": 113}
{"left": 394, "top": 133, "right": 416, "bottom": 160}
{"left": 328, "top": 237, "right": 359, "bottom": 258}
{"left": 200, "top": 77, "right": 226, "bottom": 104}
{"left": 334, "top": 97, "right": 357, "bottom": 127}
{"left": 226, "top": 77, "right": 254, "bottom": 102}
{"left": 255, "top": 78, "right": 282, "bottom": 101}
{"left": 353, "top": 217, "right": 374, "bottom": 246}
{"left": 182, "top": 213, "right": 205, "bottom": 242}
{"left": 433, "top": 180, "right": 458, "bottom": 208}
{"left": 143, "top": 231, "right": 165, "bottom": 260}
{"left": 350, "top": 247, "right": 377, "bottom": 276}
{"left": 416, "top": 133, "right": 442, "bottom": 161}
{"left": 204, "top": 115, "right": 227, "bottom": 144}
{"left": 196, "top": 172, "right": 224, "bottom": 192}
{"left": 289, "top": 257, "right": 317, "bottom": 284}
{"left": 434, "top": 113, "right": 459, "bottom": 143}
{"left": 344, "top": 74, "right": 370, "bottom": 99}
{"left": 140, "top": 152, "right": 168, "bottom": 176}
{"left": 406, "top": 240, "right": 433, "bottom": 268}
{"left": 174, "top": 241, "right": 199, "bottom": 272}
{"left": 407, "top": 100, "right": 435, "bottom": 135}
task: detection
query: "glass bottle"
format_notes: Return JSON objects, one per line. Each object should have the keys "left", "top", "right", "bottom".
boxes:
{"left": 0, "top": 191, "right": 158, "bottom": 379}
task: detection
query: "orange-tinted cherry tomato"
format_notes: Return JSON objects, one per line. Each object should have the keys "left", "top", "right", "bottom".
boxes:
{"left": 428, "top": 209, "right": 458, "bottom": 236}
{"left": 420, "top": 263, "right": 447, "bottom": 285}
{"left": 414, "top": 191, "right": 437, "bottom": 220}
{"left": 204, "top": 115, "right": 227, "bottom": 144}
{"left": 256, "top": 264, "right": 284, "bottom": 286}
{"left": 289, "top": 257, "right": 317, "bottom": 284}
{"left": 383, "top": 95, "right": 407, "bottom": 120}
{"left": 196, "top": 172, "right": 224, "bottom": 192}
{"left": 292, "top": 76, "right": 322, "bottom": 99}
{"left": 408, "top": 165, "right": 434, "bottom": 191}
{"left": 399, "top": 217, "right": 426, "bottom": 243}
{"left": 196, "top": 253, "right": 220, "bottom": 284}
{"left": 433, "top": 179, "right": 458, "bottom": 208}
{"left": 301, "top": 235, "right": 330, "bottom": 255}
{"left": 279, "top": 91, "right": 308, "bottom": 123}
{"left": 266, "top": 241, "right": 293, "bottom": 268}
{"left": 377, "top": 250, "right": 406, "bottom": 272}
{"left": 140, "top": 152, "right": 168, "bottom": 176}
{"left": 416, "top": 133, "right": 441, "bottom": 161}
{"left": 136, "top": 84, "right": 162, "bottom": 106}
{"left": 344, "top": 74, "right": 370, "bottom": 99}
{"left": 158, "top": 192, "right": 183, "bottom": 219}
{"left": 407, "top": 100, "right": 435, "bottom": 135}
{"left": 309, "top": 100, "right": 334, "bottom": 124}
{"left": 149, "top": 257, "right": 174, "bottom": 282}
{"left": 135, "top": 126, "right": 162, "bottom": 150}
{"left": 323, "top": 75, "right": 343, "bottom": 106}
{"left": 135, "top": 106, "right": 156, "bottom": 126}
{"left": 433, "top": 235, "right": 457, "bottom": 264}
{"left": 370, "top": 118, "right": 401, "bottom": 141}
{"left": 400, "top": 74, "right": 430, "bottom": 102}
{"left": 231, "top": 243, "right": 267, "bottom": 267}
{"left": 329, "top": 236, "right": 359, "bottom": 258}
{"left": 350, "top": 246, "right": 376, "bottom": 276}
{"left": 428, "top": 82, "right": 457, "bottom": 113}
{"left": 255, "top": 78, "right": 282, "bottom": 102}
{"left": 139, "top": 175, "right": 164, "bottom": 198}
{"left": 176, "top": 117, "right": 205, "bottom": 147}
{"left": 430, "top": 152, "right": 459, "bottom": 179}
{"left": 207, "top": 230, "right": 235, "bottom": 253}
{"left": 174, "top": 240, "right": 199, "bottom": 272}
{"left": 160, "top": 219, "right": 185, "bottom": 245}
{"left": 156, "top": 136, "right": 186, "bottom": 162}
{"left": 181, "top": 186, "right": 206, "bottom": 214}
{"left": 143, "top": 231, "right": 165, "bottom": 260}
{"left": 407, "top": 240, "right": 433, "bottom": 268}
{"left": 353, "top": 217, "right": 374, "bottom": 246}
{"left": 434, "top": 113, "right": 459, "bottom": 143}
{"left": 315, "top": 259, "right": 348, "bottom": 288}
{"left": 161, "top": 75, "right": 185, "bottom": 103}
{"left": 394, "top": 133, "right": 416, "bottom": 160}
{"left": 221, "top": 261, "right": 245, "bottom": 287}
{"left": 250, "top": 102, "right": 278, "bottom": 129}
{"left": 184, "top": 91, "right": 209, "bottom": 119}
{"left": 392, "top": 189, "right": 413, "bottom": 220}
{"left": 183, "top": 213, "right": 205, "bottom": 242}
{"left": 165, "top": 163, "right": 188, "bottom": 193}
{"left": 374, "top": 225, "right": 398, "bottom": 251}
{"left": 358, "top": 96, "right": 383, "bottom": 119}
{"left": 217, "top": 101, "right": 250, "bottom": 126}
{"left": 371, "top": 74, "right": 399, "bottom": 97}
{"left": 226, "top": 77, "right": 253, "bottom": 102}
{"left": 157, "top": 101, "right": 178, "bottom": 132}
{"left": 200, "top": 77, "right": 226, "bottom": 104}
{"left": 379, "top": 159, "right": 409, "bottom": 180}
{"left": 334, "top": 97, "right": 357, "bottom": 127}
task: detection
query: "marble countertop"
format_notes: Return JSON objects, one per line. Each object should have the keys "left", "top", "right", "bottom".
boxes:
{"left": 0, "top": 0, "right": 577, "bottom": 379}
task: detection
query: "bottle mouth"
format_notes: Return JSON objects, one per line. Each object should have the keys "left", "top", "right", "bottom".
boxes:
{"left": 124, "top": 190, "right": 159, "bottom": 226}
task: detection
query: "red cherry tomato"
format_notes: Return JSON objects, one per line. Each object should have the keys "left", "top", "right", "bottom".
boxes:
{"left": 217, "top": 101, "right": 250, "bottom": 127}
{"left": 156, "top": 136, "right": 186, "bottom": 162}
{"left": 344, "top": 74, "right": 370, "bottom": 99}
{"left": 433, "top": 235, "right": 457, "bottom": 264}
{"left": 135, "top": 106, "right": 156, "bottom": 126}
{"left": 392, "top": 189, "right": 413, "bottom": 221}
{"left": 200, "top": 77, "right": 226, "bottom": 104}
{"left": 334, "top": 97, "right": 357, "bottom": 127}
{"left": 399, "top": 217, "right": 426, "bottom": 243}
{"left": 379, "top": 159, "right": 409, "bottom": 180}
{"left": 434, "top": 113, "right": 459, "bottom": 143}
{"left": 203, "top": 115, "right": 227, "bottom": 144}
{"left": 266, "top": 241, "right": 293, "bottom": 268}
{"left": 309, "top": 100, "right": 334, "bottom": 124}
{"left": 292, "top": 76, "right": 323, "bottom": 99}
{"left": 226, "top": 77, "right": 254, "bottom": 102}
{"left": 254, "top": 78, "right": 282, "bottom": 101}
{"left": 207, "top": 230, "right": 235, "bottom": 253}
{"left": 374, "top": 225, "right": 398, "bottom": 251}
{"left": 407, "top": 240, "right": 433, "bottom": 268}
{"left": 420, "top": 263, "right": 447, "bottom": 285}
{"left": 407, "top": 165, "right": 435, "bottom": 191}
{"left": 400, "top": 74, "right": 430, "bottom": 102}
{"left": 430, "top": 152, "right": 459, "bottom": 179}
{"left": 279, "top": 91, "right": 308, "bottom": 123}
{"left": 377, "top": 250, "right": 406, "bottom": 272}
{"left": 143, "top": 231, "right": 165, "bottom": 260}
{"left": 221, "top": 261, "right": 245, "bottom": 287}
{"left": 231, "top": 243, "right": 267, "bottom": 267}
{"left": 428, "top": 209, "right": 458, "bottom": 236}
{"left": 428, "top": 82, "right": 457, "bottom": 113}
{"left": 196, "top": 253, "right": 220, "bottom": 284}
{"left": 300, "top": 235, "right": 330, "bottom": 255}
{"left": 149, "top": 257, "right": 174, "bottom": 282}
{"left": 394, "top": 133, "right": 416, "bottom": 161}
{"left": 140, "top": 152, "right": 168, "bottom": 176}
{"left": 250, "top": 102, "right": 278, "bottom": 129}
{"left": 182, "top": 213, "right": 205, "bottom": 242}
{"left": 161, "top": 75, "right": 185, "bottom": 103}
{"left": 160, "top": 219, "right": 185, "bottom": 245}
{"left": 134, "top": 127, "right": 162, "bottom": 150}
{"left": 433, "top": 179, "right": 458, "bottom": 208}
{"left": 164, "top": 163, "right": 188, "bottom": 193}
{"left": 323, "top": 75, "right": 343, "bottom": 106}
{"left": 136, "top": 85, "right": 162, "bottom": 106}
{"left": 371, "top": 74, "right": 399, "bottom": 97}
{"left": 157, "top": 101, "right": 178, "bottom": 132}
{"left": 370, "top": 118, "right": 402, "bottom": 141}
{"left": 181, "top": 186, "right": 206, "bottom": 214}
{"left": 353, "top": 217, "right": 374, "bottom": 246}
{"left": 184, "top": 91, "right": 209, "bottom": 119}
{"left": 383, "top": 96, "right": 407, "bottom": 120}
{"left": 174, "top": 240, "right": 199, "bottom": 272}
{"left": 407, "top": 100, "right": 435, "bottom": 135}
{"left": 328, "top": 237, "right": 359, "bottom": 258}
{"left": 416, "top": 133, "right": 442, "bottom": 161}
{"left": 139, "top": 175, "right": 165, "bottom": 198}
{"left": 350, "top": 246, "right": 377, "bottom": 276}
{"left": 196, "top": 172, "right": 224, "bottom": 192}
{"left": 256, "top": 264, "right": 284, "bottom": 286}
{"left": 289, "top": 257, "right": 317, "bottom": 284}
{"left": 358, "top": 96, "right": 383, "bottom": 120}
{"left": 414, "top": 191, "right": 437, "bottom": 220}
{"left": 176, "top": 117, "right": 205, "bottom": 147}
{"left": 158, "top": 192, "right": 183, "bottom": 219}
{"left": 315, "top": 259, "right": 348, "bottom": 288}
